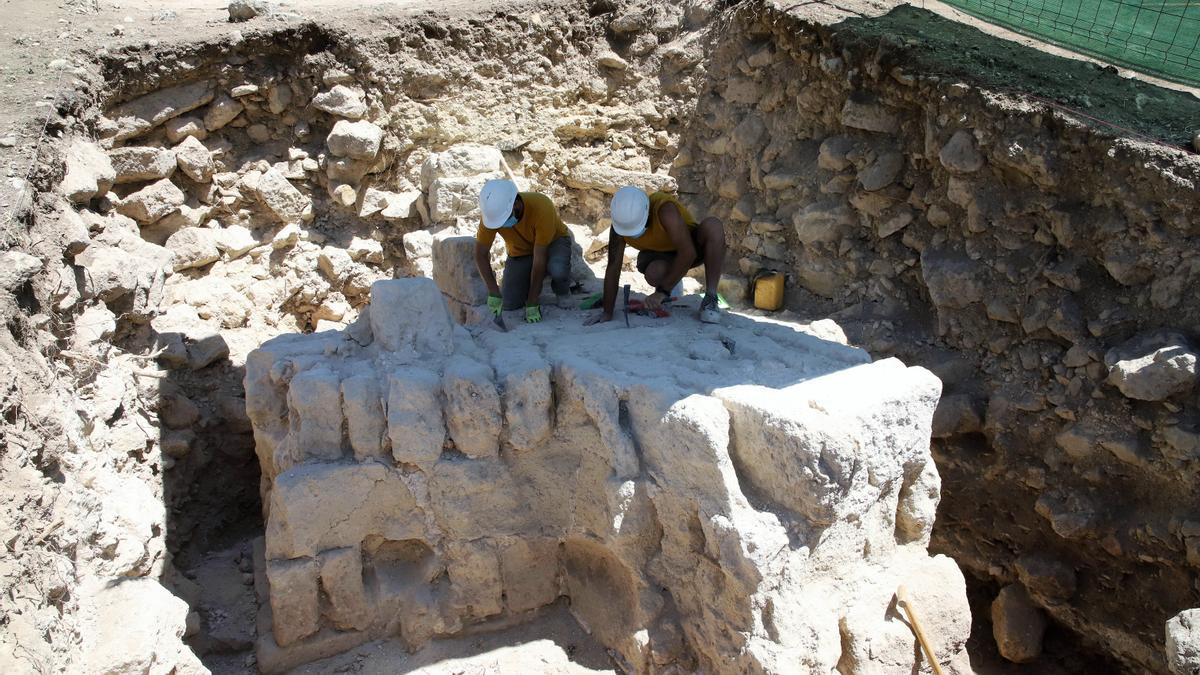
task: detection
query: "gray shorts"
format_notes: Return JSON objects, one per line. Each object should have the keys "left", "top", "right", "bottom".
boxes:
{"left": 501, "top": 235, "right": 572, "bottom": 310}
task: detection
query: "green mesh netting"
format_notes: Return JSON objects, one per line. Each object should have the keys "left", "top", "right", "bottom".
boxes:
{"left": 940, "top": 0, "right": 1200, "bottom": 86}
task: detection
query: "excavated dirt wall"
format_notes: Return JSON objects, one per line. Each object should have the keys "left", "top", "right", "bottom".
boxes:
{"left": 673, "top": 4, "right": 1200, "bottom": 672}
{"left": 3, "top": 0, "right": 1200, "bottom": 672}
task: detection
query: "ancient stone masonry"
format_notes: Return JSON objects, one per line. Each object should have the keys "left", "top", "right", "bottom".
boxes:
{"left": 244, "top": 277, "right": 971, "bottom": 673}
{"left": 668, "top": 3, "right": 1200, "bottom": 670}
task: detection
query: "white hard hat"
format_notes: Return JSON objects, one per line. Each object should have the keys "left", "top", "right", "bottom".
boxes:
{"left": 610, "top": 186, "right": 650, "bottom": 238}
{"left": 479, "top": 179, "right": 519, "bottom": 229}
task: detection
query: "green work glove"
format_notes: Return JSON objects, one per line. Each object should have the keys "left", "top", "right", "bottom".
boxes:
{"left": 487, "top": 294, "right": 502, "bottom": 316}
{"left": 525, "top": 304, "right": 542, "bottom": 323}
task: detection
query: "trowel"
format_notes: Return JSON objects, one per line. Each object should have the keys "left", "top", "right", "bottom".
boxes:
{"left": 493, "top": 311, "right": 508, "bottom": 332}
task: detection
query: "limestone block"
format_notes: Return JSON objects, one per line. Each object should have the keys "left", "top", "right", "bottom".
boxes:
{"left": 342, "top": 373, "right": 387, "bottom": 461}
{"left": 0, "top": 251, "right": 41, "bottom": 292}
{"left": 164, "top": 115, "right": 206, "bottom": 143}
{"left": 108, "top": 80, "right": 215, "bottom": 141}
{"left": 717, "top": 359, "right": 941, "bottom": 527}
{"left": 165, "top": 226, "right": 219, "bottom": 271}
{"left": 857, "top": 151, "right": 904, "bottom": 191}
{"left": 319, "top": 547, "right": 371, "bottom": 631}
{"left": 266, "top": 462, "right": 423, "bottom": 559}
{"left": 840, "top": 99, "right": 898, "bottom": 134}
{"left": 939, "top": 130, "right": 984, "bottom": 173}
{"left": 432, "top": 236, "right": 487, "bottom": 305}
{"left": 114, "top": 178, "right": 186, "bottom": 225}
{"left": 76, "top": 244, "right": 154, "bottom": 302}
{"left": 838, "top": 554, "right": 971, "bottom": 674}
{"left": 1105, "top": 331, "right": 1198, "bottom": 401}
{"left": 174, "top": 135, "right": 215, "bottom": 182}
{"left": 368, "top": 279, "right": 453, "bottom": 356}
{"left": 499, "top": 537, "right": 560, "bottom": 613}
{"left": 346, "top": 236, "right": 383, "bottom": 263}
{"left": 445, "top": 540, "right": 503, "bottom": 621}
{"left": 442, "top": 355, "right": 502, "bottom": 459}
{"left": 267, "top": 557, "right": 321, "bottom": 647}
{"left": 213, "top": 224, "right": 259, "bottom": 259}
{"left": 108, "top": 146, "right": 177, "bottom": 184}
{"left": 204, "top": 93, "right": 244, "bottom": 131}
{"left": 1167, "top": 608, "right": 1200, "bottom": 675}
{"left": 79, "top": 577, "right": 207, "bottom": 675}
{"left": 818, "top": 136, "right": 856, "bottom": 171}
{"left": 921, "top": 247, "right": 985, "bottom": 310}
{"left": 311, "top": 85, "right": 366, "bottom": 119}
{"left": 991, "top": 584, "right": 1046, "bottom": 663}
{"left": 793, "top": 201, "right": 854, "bottom": 245}
{"left": 61, "top": 138, "right": 116, "bottom": 203}
{"left": 387, "top": 367, "right": 446, "bottom": 469}
{"left": 326, "top": 120, "right": 384, "bottom": 160}
{"left": 430, "top": 458, "right": 530, "bottom": 540}
{"left": 403, "top": 230, "right": 434, "bottom": 276}
{"left": 564, "top": 164, "right": 677, "bottom": 194}
{"left": 255, "top": 167, "right": 313, "bottom": 223}
{"left": 287, "top": 367, "right": 345, "bottom": 462}
{"left": 895, "top": 459, "right": 940, "bottom": 544}
{"left": 494, "top": 347, "right": 553, "bottom": 452}
{"left": 419, "top": 143, "right": 502, "bottom": 189}
{"left": 427, "top": 175, "right": 490, "bottom": 223}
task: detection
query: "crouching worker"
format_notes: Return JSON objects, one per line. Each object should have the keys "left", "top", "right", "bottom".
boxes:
{"left": 584, "top": 186, "right": 726, "bottom": 325}
{"left": 475, "top": 179, "right": 572, "bottom": 323}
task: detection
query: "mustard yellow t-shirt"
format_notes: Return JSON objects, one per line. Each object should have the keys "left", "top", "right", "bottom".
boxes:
{"left": 476, "top": 192, "right": 568, "bottom": 258}
{"left": 623, "top": 191, "right": 698, "bottom": 252}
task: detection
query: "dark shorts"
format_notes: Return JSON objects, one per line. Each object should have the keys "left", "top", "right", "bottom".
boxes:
{"left": 635, "top": 227, "right": 705, "bottom": 275}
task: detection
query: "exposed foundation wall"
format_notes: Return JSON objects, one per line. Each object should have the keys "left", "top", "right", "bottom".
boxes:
{"left": 674, "top": 4, "right": 1200, "bottom": 671}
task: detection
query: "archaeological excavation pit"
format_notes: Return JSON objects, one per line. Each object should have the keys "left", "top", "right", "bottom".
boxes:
{"left": 2, "top": 0, "right": 1200, "bottom": 673}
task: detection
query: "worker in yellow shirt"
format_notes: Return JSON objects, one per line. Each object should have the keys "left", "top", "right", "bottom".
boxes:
{"left": 475, "top": 179, "right": 572, "bottom": 323}
{"left": 585, "top": 186, "right": 725, "bottom": 325}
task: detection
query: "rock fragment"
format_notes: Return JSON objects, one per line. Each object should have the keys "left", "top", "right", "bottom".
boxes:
{"left": 114, "top": 178, "right": 186, "bottom": 224}
{"left": 61, "top": 139, "right": 115, "bottom": 204}
{"left": 0, "top": 250, "right": 42, "bottom": 292}
{"left": 311, "top": 85, "right": 367, "bottom": 119}
{"left": 992, "top": 584, "right": 1046, "bottom": 663}
{"left": 325, "top": 120, "right": 383, "bottom": 160}
{"left": 174, "top": 135, "right": 214, "bottom": 182}
{"left": 1167, "top": 608, "right": 1200, "bottom": 675}
{"left": 204, "top": 94, "right": 244, "bottom": 131}
{"left": 108, "top": 146, "right": 178, "bottom": 184}
{"left": 1105, "top": 331, "right": 1198, "bottom": 401}
{"left": 939, "top": 130, "right": 984, "bottom": 173}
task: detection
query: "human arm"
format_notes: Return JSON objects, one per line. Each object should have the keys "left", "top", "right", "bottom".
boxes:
{"left": 526, "top": 244, "right": 548, "bottom": 306}
{"left": 584, "top": 228, "right": 625, "bottom": 325}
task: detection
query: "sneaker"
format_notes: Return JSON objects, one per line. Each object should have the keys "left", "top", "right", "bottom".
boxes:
{"left": 556, "top": 293, "right": 573, "bottom": 309}
{"left": 699, "top": 294, "right": 721, "bottom": 324}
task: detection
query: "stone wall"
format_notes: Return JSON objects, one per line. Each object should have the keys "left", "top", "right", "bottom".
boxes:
{"left": 672, "top": 2, "right": 1200, "bottom": 671}
{"left": 244, "top": 275, "right": 971, "bottom": 673}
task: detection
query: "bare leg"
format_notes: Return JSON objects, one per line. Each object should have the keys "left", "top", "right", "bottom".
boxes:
{"left": 642, "top": 259, "right": 671, "bottom": 288}
{"left": 696, "top": 217, "right": 725, "bottom": 296}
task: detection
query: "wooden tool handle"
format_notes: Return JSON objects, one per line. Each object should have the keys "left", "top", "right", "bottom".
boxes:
{"left": 897, "top": 585, "right": 945, "bottom": 675}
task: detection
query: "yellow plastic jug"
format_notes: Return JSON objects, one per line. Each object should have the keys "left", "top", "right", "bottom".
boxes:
{"left": 753, "top": 272, "right": 784, "bottom": 311}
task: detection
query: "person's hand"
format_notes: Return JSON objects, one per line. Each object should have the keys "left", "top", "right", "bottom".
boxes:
{"left": 487, "top": 294, "right": 502, "bottom": 317}
{"left": 525, "top": 304, "right": 542, "bottom": 323}
{"left": 584, "top": 311, "right": 612, "bottom": 326}
{"left": 644, "top": 291, "right": 667, "bottom": 311}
